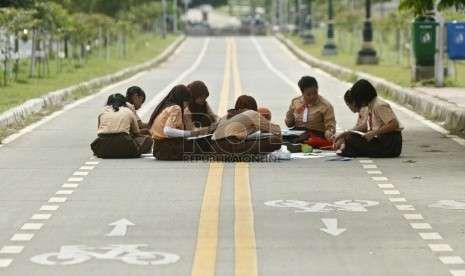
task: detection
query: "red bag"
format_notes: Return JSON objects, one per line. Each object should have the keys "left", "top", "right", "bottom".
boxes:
{"left": 303, "top": 133, "right": 333, "bottom": 149}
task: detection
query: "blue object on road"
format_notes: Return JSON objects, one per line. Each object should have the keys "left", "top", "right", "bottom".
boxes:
{"left": 447, "top": 21, "right": 465, "bottom": 60}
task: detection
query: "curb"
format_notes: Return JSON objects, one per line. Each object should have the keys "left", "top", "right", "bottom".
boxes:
{"left": 0, "top": 35, "right": 187, "bottom": 129}
{"left": 274, "top": 33, "right": 465, "bottom": 135}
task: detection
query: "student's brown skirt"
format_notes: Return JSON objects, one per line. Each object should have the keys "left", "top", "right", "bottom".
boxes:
{"left": 91, "top": 133, "right": 152, "bottom": 158}
{"left": 153, "top": 137, "right": 212, "bottom": 161}
{"left": 339, "top": 131, "right": 402, "bottom": 158}
{"left": 211, "top": 135, "right": 282, "bottom": 161}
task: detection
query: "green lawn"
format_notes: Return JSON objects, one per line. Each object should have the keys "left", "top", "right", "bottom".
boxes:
{"left": 0, "top": 34, "right": 179, "bottom": 114}
{"left": 285, "top": 28, "right": 465, "bottom": 88}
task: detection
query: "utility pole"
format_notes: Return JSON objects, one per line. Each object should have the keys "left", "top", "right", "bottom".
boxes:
{"left": 435, "top": 0, "right": 444, "bottom": 87}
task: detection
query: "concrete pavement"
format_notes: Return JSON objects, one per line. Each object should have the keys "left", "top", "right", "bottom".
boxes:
{"left": 1, "top": 34, "right": 464, "bottom": 138}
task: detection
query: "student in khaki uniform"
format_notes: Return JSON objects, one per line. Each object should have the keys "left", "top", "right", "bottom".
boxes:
{"left": 148, "top": 85, "right": 208, "bottom": 160}
{"left": 125, "top": 86, "right": 150, "bottom": 135}
{"left": 91, "top": 93, "right": 153, "bottom": 158}
{"left": 337, "top": 79, "right": 403, "bottom": 158}
{"left": 332, "top": 89, "right": 368, "bottom": 150}
{"left": 284, "top": 76, "right": 336, "bottom": 150}
{"left": 184, "top": 80, "right": 219, "bottom": 134}
{"left": 211, "top": 95, "right": 282, "bottom": 161}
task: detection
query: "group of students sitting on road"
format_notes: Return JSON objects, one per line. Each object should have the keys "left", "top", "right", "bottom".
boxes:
{"left": 90, "top": 76, "right": 403, "bottom": 161}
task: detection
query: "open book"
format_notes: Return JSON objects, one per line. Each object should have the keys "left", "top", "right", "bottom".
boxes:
{"left": 281, "top": 129, "right": 305, "bottom": 137}
{"left": 186, "top": 134, "right": 213, "bottom": 140}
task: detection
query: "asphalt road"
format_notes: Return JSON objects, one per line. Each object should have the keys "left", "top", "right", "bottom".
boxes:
{"left": 1, "top": 36, "right": 465, "bottom": 276}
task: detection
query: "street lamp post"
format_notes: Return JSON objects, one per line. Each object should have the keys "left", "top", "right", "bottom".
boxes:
{"left": 302, "top": 0, "right": 314, "bottom": 43}
{"left": 356, "top": 0, "right": 379, "bottom": 64}
{"left": 322, "top": 0, "right": 337, "bottom": 55}
{"left": 161, "top": 0, "right": 167, "bottom": 39}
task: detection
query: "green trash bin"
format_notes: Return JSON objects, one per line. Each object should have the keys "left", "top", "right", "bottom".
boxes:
{"left": 412, "top": 17, "right": 438, "bottom": 66}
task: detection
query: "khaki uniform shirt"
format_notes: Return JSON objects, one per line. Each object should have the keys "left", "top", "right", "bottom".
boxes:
{"left": 367, "top": 97, "right": 404, "bottom": 132}
{"left": 126, "top": 102, "right": 144, "bottom": 129}
{"left": 212, "top": 110, "right": 281, "bottom": 140}
{"left": 285, "top": 95, "right": 336, "bottom": 132}
{"left": 355, "top": 107, "right": 369, "bottom": 129}
{"left": 150, "top": 105, "right": 184, "bottom": 140}
{"left": 97, "top": 106, "right": 140, "bottom": 135}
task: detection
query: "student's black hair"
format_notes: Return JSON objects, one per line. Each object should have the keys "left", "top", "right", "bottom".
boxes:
{"left": 297, "top": 76, "right": 318, "bottom": 93}
{"left": 106, "top": 93, "right": 127, "bottom": 112}
{"left": 351, "top": 79, "right": 377, "bottom": 108}
{"left": 343, "top": 89, "right": 354, "bottom": 104}
{"left": 125, "top": 86, "right": 146, "bottom": 104}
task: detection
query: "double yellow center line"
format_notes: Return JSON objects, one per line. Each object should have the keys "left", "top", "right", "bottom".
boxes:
{"left": 191, "top": 38, "right": 257, "bottom": 276}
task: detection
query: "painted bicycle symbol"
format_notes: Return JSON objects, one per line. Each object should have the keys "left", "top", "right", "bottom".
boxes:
{"left": 265, "top": 199, "right": 379, "bottom": 212}
{"left": 30, "top": 244, "right": 180, "bottom": 266}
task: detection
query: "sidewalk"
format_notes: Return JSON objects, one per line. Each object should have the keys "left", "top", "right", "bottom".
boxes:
{"left": 275, "top": 34, "right": 465, "bottom": 137}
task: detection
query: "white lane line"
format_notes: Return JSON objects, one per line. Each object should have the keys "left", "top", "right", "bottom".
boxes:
{"left": 372, "top": 176, "right": 389, "bottom": 181}
{"left": 0, "top": 259, "right": 13, "bottom": 268}
{"left": 383, "top": 190, "right": 401, "bottom": 195}
{"left": 450, "top": 270, "right": 465, "bottom": 276}
{"left": 439, "top": 256, "right": 465, "bottom": 265}
{"left": 404, "top": 214, "right": 424, "bottom": 220}
{"left": 410, "top": 223, "right": 432, "bottom": 230}
{"left": 0, "top": 246, "right": 24, "bottom": 254}
{"left": 39, "top": 205, "right": 59, "bottom": 211}
{"left": 389, "top": 197, "right": 407, "bottom": 202}
{"left": 10, "top": 234, "right": 34, "bottom": 241}
{"left": 429, "top": 244, "right": 453, "bottom": 252}
{"left": 21, "top": 223, "right": 44, "bottom": 230}
{"left": 396, "top": 205, "right": 415, "bottom": 211}
{"left": 67, "top": 177, "right": 83, "bottom": 182}
{"left": 367, "top": 170, "right": 383, "bottom": 174}
{"left": 378, "top": 184, "right": 395, "bottom": 188}
{"left": 85, "top": 161, "right": 99, "bottom": 165}
{"left": 419, "top": 232, "right": 443, "bottom": 240}
{"left": 73, "top": 171, "right": 89, "bottom": 176}
{"left": 31, "top": 214, "right": 52, "bottom": 220}
{"left": 79, "top": 166, "right": 94, "bottom": 170}
{"left": 363, "top": 164, "right": 378, "bottom": 169}
{"left": 62, "top": 183, "right": 79, "bottom": 188}
{"left": 48, "top": 197, "right": 67, "bottom": 203}
{"left": 56, "top": 190, "right": 74, "bottom": 195}
{"left": 359, "top": 160, "right": 373, "bottom": 163}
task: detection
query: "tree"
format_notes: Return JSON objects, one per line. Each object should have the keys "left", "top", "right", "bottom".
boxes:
{"left": 399, "top": 0, "right": 465, "bottom": 16}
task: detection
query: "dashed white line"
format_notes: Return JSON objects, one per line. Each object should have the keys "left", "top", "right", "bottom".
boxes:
{"left": 378, "top": 184, "right": 395, "bottom": 189}
{"left": 404, "top": 214, "right": 424, "bottom": 220}
{"left": 439, "top": 256, "right": 465, "bottom": 265}
{"left": 56, "top": 190, "right": 74, "bottom": 195}
{"left": 31, "top": 214, "right": 52, "bottom": 220}
{"left": 383, "top": 190, "right": 401, "bottom": 195}
{"left": 48, "top": 197, "right": 67, "bottom": 203}
{"left": 73, "top": 171, "right": 89, "bottom": 176}
{"left": 389, "top": 197, "right": 407, "bottom": 202}
{"left": 419, "top": 232, "right": 443, "bottom": 240}
{"left": 85, "top": 161, "right": 99, "bottom": 165}
{"left": 372, "top": 176, "right": 389, "bottom": 181}
{"left": 396, "top": 205, "right": 415, "bottom": 211}
{"left": 363, "top": 164, "right": 378, "bottom": 169}
{"left": 0, "top": 259, "right": 13, "bottom": 268}
{"left": 0, "top": 246, "right": 24, "bottom": 254}
{"left": 21, "top": 223, "right": 44, "bottom": 230}
{"left": 67, "top": 177, "right": 83, "bottom": 182}
{"left": 429, "top": 244, "right": 453, "bottom": 252}
{"left": 450, "top": 270, "right": 465, "bottom": 276}
{"left": 39, "top": 205, "right": 59, "bottom": 211}
{"left": 410, "top": 223, "right": 432, "bottom": 230}
{"left": 367, "top": 170, "right": 382, "bottom": 174}
{"left": 79, "top": 166, "right": 94, "bottom": 170}
{"left": 10, "top": 234, "right": 34, "bottom": 241}
{"left": 62, "top": 183, "right": 79, "bottom": 188}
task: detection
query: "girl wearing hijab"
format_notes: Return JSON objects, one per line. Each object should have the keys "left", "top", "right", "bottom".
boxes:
{"left": 91, "top": 93, "right": 153, "bottom": 158}
{"left": 148, "top": 84, "right": 203, "bottom": 160}
{"left": 337, "top": 79, "right": 403, "bottom": 157}
{"left": 211, "top": 95, "right": 282, "bottom": 161}
{"left": 184, "top": 80, "right": 219, "bottom": 133}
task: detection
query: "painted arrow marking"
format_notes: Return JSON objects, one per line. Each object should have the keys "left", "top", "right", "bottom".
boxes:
{"left": 105, "top": 219, "right": 134, "bottom": 237}
{"left": 320, "top": 218, "right": 346, "bottom": 236}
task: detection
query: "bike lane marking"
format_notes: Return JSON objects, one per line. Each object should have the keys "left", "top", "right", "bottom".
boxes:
{"left": 0, "top": 158, "right": 99, "bottom": 268}
{"left": 360, "top": 158, "right": 465, "bottom": 276}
